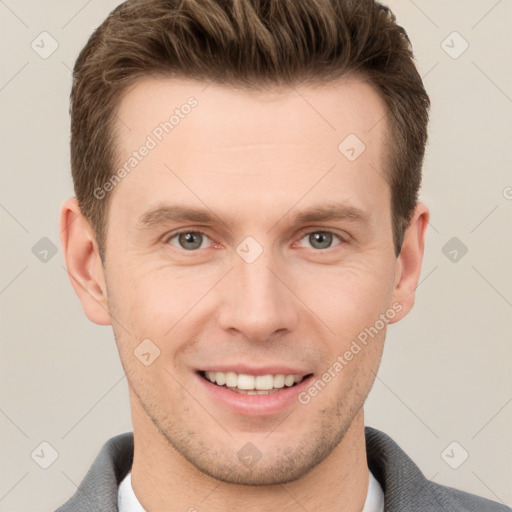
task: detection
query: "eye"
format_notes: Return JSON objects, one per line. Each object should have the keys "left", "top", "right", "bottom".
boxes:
{"left": 298, "top": 231, "right": 343, "bottom": 250}
{"left": 166, "top": 230, "right": 212, "bottom": 251}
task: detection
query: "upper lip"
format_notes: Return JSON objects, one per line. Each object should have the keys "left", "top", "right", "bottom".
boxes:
{"left": 198, "top": 365, "right": 313, "bottom": 376}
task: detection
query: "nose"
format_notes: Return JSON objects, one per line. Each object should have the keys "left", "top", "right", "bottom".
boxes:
{"left": 216, "top": 247, "right": 299, "bottom": 343}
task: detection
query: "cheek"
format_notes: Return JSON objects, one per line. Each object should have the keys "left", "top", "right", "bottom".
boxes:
{"left": 108, "top": 263, "right": 217, "bottom": 335}
{"left": 106, "top": 243, "right": 396, "bottom": 354}
{"left": 292, "top": 260, "right": 395, "bottom": 334}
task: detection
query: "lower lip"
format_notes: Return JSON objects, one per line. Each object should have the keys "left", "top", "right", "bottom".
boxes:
{"left": 196, "top": 373, "right": 314, "bottom": 417}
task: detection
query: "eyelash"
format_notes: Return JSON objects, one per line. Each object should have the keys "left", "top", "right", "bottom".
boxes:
{"left": 164, "top": 228, "right": 347, "bottom": 252}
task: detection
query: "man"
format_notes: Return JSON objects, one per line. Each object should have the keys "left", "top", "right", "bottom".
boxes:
{"left": 56, "top": 0, "right": 509, "bottom": 511}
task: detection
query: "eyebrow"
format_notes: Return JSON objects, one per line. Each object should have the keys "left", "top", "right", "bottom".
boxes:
{"left": 138, "top": 205, "right": 230, "bottom": 229}
{"left": 291, "top": 203, "right": 368, "bottom": 225}
{"left": 137, "top": 202, "right": 369, "bottom": 230}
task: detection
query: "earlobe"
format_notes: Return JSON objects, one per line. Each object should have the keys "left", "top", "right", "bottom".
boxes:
{"left": 389, "top": 202, "right": 429, "bottom": 324}
{"left": 59, "top": 197, "right": 111, "bottom": 326}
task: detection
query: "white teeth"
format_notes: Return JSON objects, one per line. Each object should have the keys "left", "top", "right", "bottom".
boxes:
{"left": 203, "top": 371, "right": 306, "bottom": 390}
{"left": 273, "top": 374, "right": 285, "bottom": 388}
{"left": 284, "top": 375, "right": 295, "bottom": 387}
{"left": 255, "top": 374, "right": 274, "bottom": 390}
{"left": 232, "top": 388, "right": 280, "bottom": 395}
{"left": 237, "top": 374, "right": 255, "bottom": 390}
{"left": 225, "top": 371, "right": 238, "bottom": 387}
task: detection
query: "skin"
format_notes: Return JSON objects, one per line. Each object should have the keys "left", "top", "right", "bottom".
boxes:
{"left": 60, "top": 76, "right": 428, "bottom": 511}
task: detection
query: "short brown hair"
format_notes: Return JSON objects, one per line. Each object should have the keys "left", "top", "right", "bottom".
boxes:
{"left": 70, "top": 0, "right": 430, "bottom": 260}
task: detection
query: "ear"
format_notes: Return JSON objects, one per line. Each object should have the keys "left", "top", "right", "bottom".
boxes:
{"left": 59, "top": 197, "right": 111, "bottom": 325}
{"left": 389, "top": 202, "right": 429, "bottom": 324}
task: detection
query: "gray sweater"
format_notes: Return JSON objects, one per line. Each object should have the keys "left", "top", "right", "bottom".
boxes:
{"left": 55, "top": 427, "right": 510, "bottom": 511}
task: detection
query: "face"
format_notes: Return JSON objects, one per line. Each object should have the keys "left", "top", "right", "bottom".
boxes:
{"left": 86, "top": 76, "right": 414, "bottom": 484}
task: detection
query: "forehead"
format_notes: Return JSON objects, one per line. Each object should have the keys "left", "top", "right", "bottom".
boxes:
{"left": 108, "top": 76, "right": 389, "bottom": 229}
{"left": 114, "top": 75, "right": 387, "bottom": 154}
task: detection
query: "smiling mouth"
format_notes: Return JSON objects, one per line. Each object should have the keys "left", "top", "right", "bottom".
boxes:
{"left": 198, "top": 370, "right": 314, "bottom": 395}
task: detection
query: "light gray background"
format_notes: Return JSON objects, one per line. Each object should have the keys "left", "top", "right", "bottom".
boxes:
{"left": 1, "top": 1, "right": 511, "bottom": 510}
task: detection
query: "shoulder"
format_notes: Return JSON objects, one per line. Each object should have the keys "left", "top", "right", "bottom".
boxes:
{"left": 55, "top": 432, "right": 134, "bottom": 512}
{"left": 432, "top": 482, "right": 511, "bottom": 512}
{"left": 365, "top": 427, "right": 510, "bottom": 512}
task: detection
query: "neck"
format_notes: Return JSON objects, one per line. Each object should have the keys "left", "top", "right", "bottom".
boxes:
{"left": 130, "top": 398, "right": 369, "bottom": 512}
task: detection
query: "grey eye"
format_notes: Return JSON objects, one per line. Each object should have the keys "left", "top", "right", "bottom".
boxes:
{"left": 169, "top": 232, "right": 209, "bottom": 251}
{"left": 301, "top": 231, "right": 341, "bottom": 250}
